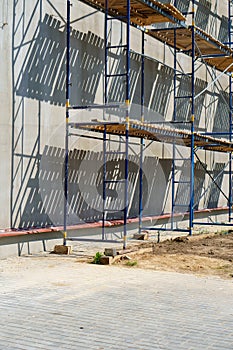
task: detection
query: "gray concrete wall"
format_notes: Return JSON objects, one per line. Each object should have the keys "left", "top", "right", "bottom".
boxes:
{"left": 0, "top": 0, "right": 231, "bottom": 234}
{"left": 0, "top": 0, "right": 12, "bottom": 228}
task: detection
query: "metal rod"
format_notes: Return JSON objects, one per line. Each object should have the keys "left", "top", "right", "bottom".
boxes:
{"left": 70, "top": 103, "right": 124, "bottom": 110}
{"left": 126, "top": 0, "right": 130, "bottom": 107}
{"left": 69, "top": 121, "right": 121, "bottom": 127}
{"left": 141, "top": 227, "right": 190, "bottom": 233}
{"left": 199, "top": 132, "right": 233, "bottom": 136}
{"left": 195, "top": 155, "right": 229, "bottom": 201}
{"left": 189, "top": 0, "right": 195, "bottom": 236}
{"left": 194, "top": 63, "right": 233, "bottom": 100}
{"left": 141, "top": 32, "right": 145, "bottom": 121}
{"left": 193, "top": 158, "right": 230, "bottom": 206}
{"left": 104, "top": 0, "right": 108, "bottom": 107}
{"left": 123, "top": 0, "right": 130, "bottom": 250}
{"left": 193, "top": 222, "right": 233, "bottom": 227}
{"left": 102, "top": 125, "right": 107, "bottom": 240}
{"left": 70, "top": 131, "right": 141, "bottom": 146}
{"left": 101, "top": 0, "right": 108, "bottom": 241}
{"left": 64, "top": 0, "right": 71, "bottom": 246}
{"left": 228, "top": 0, "right": 233, "bottom": 222}
{"left": 139, "top": 30, "right": 145, "bottom": 234}
{"left": 171, "top": 25, "right": 177, "bottom": 230}
{"left": 129, "top": 48, "right": 191, "bottom": 77}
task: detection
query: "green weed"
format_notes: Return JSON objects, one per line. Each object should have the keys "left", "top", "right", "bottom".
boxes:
{"left": 92, "top": 252, "right": 103, "bottom": 264}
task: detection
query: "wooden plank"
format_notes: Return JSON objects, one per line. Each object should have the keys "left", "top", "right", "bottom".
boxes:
{"left": 149, "top": 26, "right": 232, "bottom": 57}
{"left": 81, "top": 0, "right": 185, "bottom": 25}
{"left": 149, "top": 25, "right": 233, "bottom": 72}
{"left": 205, "top": 56, "right": 233, "bottom": 73}
{"left": 76, "top": 122, "right": 233, "bottom": 153}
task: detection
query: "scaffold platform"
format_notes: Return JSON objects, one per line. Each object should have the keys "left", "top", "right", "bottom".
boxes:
{"left": 81, "top": 0, "right": 186, "bottom": 26}
{"left": 70, "top": 120, "right": 233, "bottom": 152}
{"left": 149, "top": 26, "right": 233, "bottom": 72}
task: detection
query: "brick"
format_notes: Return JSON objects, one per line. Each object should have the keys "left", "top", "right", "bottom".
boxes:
{"left": 133, "top": 233, "right": 149, "bottom": 240}
{"left": 99, "top": 255, "right": 114, "bottom": 265}
{"left": 1, "top": 250, "right": 233, "bottom": 350}
{"left": 104, "top": 248, "right": 117, "bottom": 257}
{"left": 52, "top": 245, "right": 72, "bottom": 255}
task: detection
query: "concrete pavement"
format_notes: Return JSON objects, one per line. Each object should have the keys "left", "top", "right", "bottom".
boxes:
{"left": 0, "top": 253, "right": 233, "bottom": 350}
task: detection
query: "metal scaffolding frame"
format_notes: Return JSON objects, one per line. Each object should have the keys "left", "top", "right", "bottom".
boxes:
{"left": 228, "top": 0, "right": 233, "bottom": 222}
{"left": 101, "top": 0, "right": 131, "bottom": 249}
{"left": 64, "top": 0, "right": 233, "bottom": 248}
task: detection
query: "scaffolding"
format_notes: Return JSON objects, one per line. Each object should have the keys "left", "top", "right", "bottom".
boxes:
{"left": 64, "top": 0, "right": 233, "bottom": 248}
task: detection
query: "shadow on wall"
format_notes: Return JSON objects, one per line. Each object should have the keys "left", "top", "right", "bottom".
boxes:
{"left": 131, "top": 61, "right": 174, "bottom": 122}
{"left": 175, "top": 159, "right": 227, "bottom": 213}
{"left": 16, "top": 13, "right": 171, "bottom": 113}
{"left": 18, "top": 146, "right": 171, "bottom": 227}
{"left": 195, "top": 0, "right": 211, "bottom": 31}
{"left": 17, "top": 145, "right": 171, "bottom": 227}
{"left": 106, "top": 51, "right": 174, "bottom": 121}
{"left": 142, "top": 158, "right": 172, "bottom": 216}
{"left": 19, "top": 144, "right": 227, "bottom": 228}
{"left": 218, "top": 16, "right": 229, "bottom": 44}
{"left": 206, "top": 163, "right": 226, "bottom": 209}
{"left": 19, "top": 147, "right": 152, "bottom": 228}
{"left": 194, "top": 161, "right": 207, "bottom": 211}
{"left": 11, "top": 7, "right": 175, "bottom": 229}
{"left": 213, "top": 91, "right": 230, "bottom": 135}
{"left": 175, "top": 76, "right": 207, "bottom": 129}
{"left": 16, "top": 14, "right": 104, "bottom": 106}
{"left": 11, "top": 8, "right": 107, "bottom": 228}
{"left": 149, "top": 65, "right": 173, "bottom": 119}
{"left": 174, "top": 160, "right": 207, "bottom": 213}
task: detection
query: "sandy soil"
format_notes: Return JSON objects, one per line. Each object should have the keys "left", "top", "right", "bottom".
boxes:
{"left": 114, "top": 231, "right": 233, "bottom": 279}
{"left": 2, "top": 230, "right": 232, "bottom": 281}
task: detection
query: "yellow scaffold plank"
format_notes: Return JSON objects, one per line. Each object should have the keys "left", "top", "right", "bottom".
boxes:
{"left": 81, "top": 0, "right": 186, "bottom": 26}
{"left": 71, "top": 120, "right": 233, "bottom": 153}
{"left": 149, "top": 26, "right": 233, "bottom": 72}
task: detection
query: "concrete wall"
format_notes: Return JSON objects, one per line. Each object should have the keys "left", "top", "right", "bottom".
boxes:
{"left": 0, "top": 0, "right": 11, "bottom": 228}
{"left": 0, "top": 0, "right": 231, "bottom": 232}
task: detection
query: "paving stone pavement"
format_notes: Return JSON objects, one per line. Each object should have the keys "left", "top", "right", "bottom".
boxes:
{"left": 0, "top": 254, "right": 233, "bottom": 350}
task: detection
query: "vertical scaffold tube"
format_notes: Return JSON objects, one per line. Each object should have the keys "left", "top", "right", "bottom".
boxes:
{"left": 102, "top": 125, "right": 107, "bottom": 240}
{"left": 189, "top": 0, "right": 195, "bottom": 235}
{"left": 64, "top": 0, "right": 71, "bottom": 245}
{"left": 141, "top": 31, "right": 145, "bottom": 121}
{"left": 101, "top": 0, "right": 108, "bottom": 241}
{"left": 126, "top": 0, "right": 130, "bottom": 107}
{"left": 171, "top": 26, "right": 177, "bottom": 230}
{"left": 123, "top": 0, "right": 130, "bottom": 249}
{"left": 228, "top": 0, "right": 233, "bottom": 221}
{"left": 104, "top": 0, "right": 108, "bottom": 107}
{"left": 139, "top": 31, "right": 145, "bottom": 234}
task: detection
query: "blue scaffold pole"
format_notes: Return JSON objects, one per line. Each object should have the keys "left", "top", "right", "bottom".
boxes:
{"left": 189, "top": 0, "right": 195, "bottom": 235}
{"left": 139, "top": 30, "right": 145, "bottom": 234}
{"left": 123, "top": 0, "right": 130, "bottom": 249}
{"left": 64, "top": 0, "right": 71, "bottom": 245}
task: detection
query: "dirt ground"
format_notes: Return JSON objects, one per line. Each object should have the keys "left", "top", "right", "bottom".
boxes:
{"left": 113, "top": 231, "right": 233, "bottom": 279}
